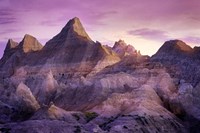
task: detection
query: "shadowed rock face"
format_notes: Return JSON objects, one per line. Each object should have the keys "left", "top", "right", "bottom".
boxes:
{"left": 112, "top": 40, "right": 137, "bottom": 58}
{"left": 0, "top": 39, "right": 18, "bottom": 67}
{"left": 151, "top": 40, "right": 200, "bottom": 86}
{"left": 151, "top": 40, "right": 200, "bottom": 132}
{"left": 0, "top": 18, "right": 199, "bottom": 132}
{"left": 44, "top": 17, "right": 92, "bottom": 50}
{"left": 4, "top": 39, "right": 18, "bottom": 52}
{"left": 40, "top": 17, "right": 96, "bottom": 63}
{"left": 0, "top": 17, "right": 120, "bottom": 78}
{"left": 151, "top": 40, "right": 193, "bottom": 60}
{"left": 3, "top": 34, "right": 43, "bottom": 57}
{"left": 0, "top": 35, "right": 43, "bottom": 77}
{"left": 39, "top": 17, "right": 115, "bottom": 67}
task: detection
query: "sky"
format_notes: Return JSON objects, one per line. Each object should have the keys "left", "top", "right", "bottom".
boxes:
{"left": 0, "top": 0, "right": 200, "bottom": 57}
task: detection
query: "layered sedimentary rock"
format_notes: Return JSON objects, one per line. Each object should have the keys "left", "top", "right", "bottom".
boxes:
{"left": 1, "top": 18, "right": 120, "bottom": 79}
{"left": 112, "top": 39, "right": 137, "bottom": 58}
{"left": 19, "top": 34, "right": 43, "bottom": 53}
{"left": 0, "top": 34, "right": 43, "bottom": 77}
{"left": 151, "top": 40, "right": 200, "bottom": 86}
{"left": 0, "top": 18, "right": 199, "bottom": 132}
{"left": 151, "top": 40, "right": 200, "bottom": 132}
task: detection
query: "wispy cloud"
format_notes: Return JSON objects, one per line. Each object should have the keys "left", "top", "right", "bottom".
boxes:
{"left": 0, "top": 29, "right": 19, "bottom": 35}
{"left": 0, "top": 9, "right": 17, "bottom": 24}
{"left": 181, "top": 36, "right": 200, "bottom": 45}
{"left": 40, "top": 20, "right": 59, "bottom": 26}
{"left": 128, "top": 28, "right": 170, "bottom": 42}
{"left": 0, "top": 0, "right": 200, "bottom": 56}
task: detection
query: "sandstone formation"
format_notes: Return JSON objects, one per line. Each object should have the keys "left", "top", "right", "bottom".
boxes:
{"left": 151, "top": 40, "right": 200, "bottom": 86}
{"left": 112, "top": 39, "right": 137, "bottom": 58}
{"left": 0, "top": 34, "right": 43, "bottom": 77}
{"left": 0, "top": 17, "right": 199, "bottom": 133}
{"left": 151, "top": 40, "right": 200, "bottom": 132}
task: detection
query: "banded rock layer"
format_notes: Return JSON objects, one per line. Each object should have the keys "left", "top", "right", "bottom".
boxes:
{"left": 0, "top": 17, "right": 200, "bottom": 133}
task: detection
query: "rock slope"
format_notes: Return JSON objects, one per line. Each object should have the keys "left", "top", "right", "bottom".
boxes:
{"left": 151, "top": 40, "right": 200, "bottom": 132}
{"left": 0, "top": 34, "right": 43, "bottom": 77}
{"left": 151, "top": 40, "right": 200, "bottom": 86}
{"left": 112, "top": 39, "right": 137, "bottom": 58}
{"left": 0, "top": 17, "right": 199, "bottom": 133}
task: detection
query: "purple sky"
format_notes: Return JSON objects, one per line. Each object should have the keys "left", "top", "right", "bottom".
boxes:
{"left": 0, "top": 0, "right": 200, "bottom": 56}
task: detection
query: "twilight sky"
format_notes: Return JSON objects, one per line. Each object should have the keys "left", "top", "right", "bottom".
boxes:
{"left": 0, "top": 0, "right": 200, "bottom": 57}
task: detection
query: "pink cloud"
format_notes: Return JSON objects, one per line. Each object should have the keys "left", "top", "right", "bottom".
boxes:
{"left": 0, "top": 0, "right": 200, "bottom": 56}
{"left": 1, "top": 0, "right": 200, "bottom": 30}
{"left": 0, "top": 9, "right": 17, "bottom": 25}
{"left": 181, "top": 36, "right": 200, "bottom": 46}
{"left": 128, "top": 28, "right": 170, "bottom": 41}
{"left": 0, "top": 42, "right": 7, "bottom": 57}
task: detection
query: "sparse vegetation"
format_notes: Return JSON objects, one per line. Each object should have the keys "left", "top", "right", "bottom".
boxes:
{"left": 84, "top": 112, "right": 98, "bottom": 122}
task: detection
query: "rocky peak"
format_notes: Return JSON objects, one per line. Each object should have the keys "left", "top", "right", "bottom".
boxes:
{"left": 156, "top": 40, "right": 193, "bottom": 54}
{"left": 150, "top": 40, "right": 200, "bottom": 86}
{"left": 175, "top": 40, "right": 193, "bottom": 52}
{"left": 5, "top": 39, "right": 18, "bottom": 52}
{"left": 112, "top": 40, "right": 137, "bottom": 58}
{"left": 18, "top": 34, "right": 43, "bottom": 53}
{"left": 43, "top": 17, "right": 92, "bottom": 51}
{"left": 151, "top": 40, "right": 194, "bottom": 62}
{"left": 0, "top": 39, "right": 19, "bottom": 67}
{"left": 113, "top": 40, "right": 127, "bottom": 49}
{"left": 63, "top": 17, "right": 91, "bottom": 41}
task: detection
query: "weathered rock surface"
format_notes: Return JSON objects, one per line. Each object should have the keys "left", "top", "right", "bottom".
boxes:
{"left": 2, "top": 39, "right": 18, "bottom": 59}
{"left": 151, "top": 40, "right": 200, "bottom": 86}
{"left": 0, "top": 34, "right": 43, "bottom": 77}
{"left": 0, "top": 18, "right": 199, "bottom": 132}
{"left": 112, "top": 39, "right": 137, "bottom": 58}
{"left": 1, "top": 17, "right": 120, "bottom": 79}
{"left": 16, "top": 82, "right": 40, "bottom": 111}
{"left": 19, "top": 34, "right": 43, "bottom": 53}
{"left": 151, "top": 40, "right": 200, "bottom": 132}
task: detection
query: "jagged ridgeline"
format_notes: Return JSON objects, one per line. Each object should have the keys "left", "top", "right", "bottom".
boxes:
{"left": 0, "top": 17, "right": 199, "bottom": 133}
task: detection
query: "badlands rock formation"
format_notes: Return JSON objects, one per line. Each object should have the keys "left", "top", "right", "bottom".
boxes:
{"left": 0, "top": 17, "right": 199, "bottom": 133}
{"left": 151, "top": 40, "right": 200, "bottom": 132}
{"left": 151, "top": 40, "right": 200, "bottom": 86}
{"left": 0, "top": 34, "right": 43, "bottom": 77}
{"left": 112, "top": 40, "right": 137, "bottom": 58}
